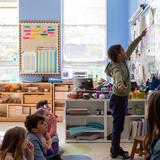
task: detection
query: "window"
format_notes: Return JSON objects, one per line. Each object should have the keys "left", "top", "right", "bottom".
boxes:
{"left": 0, "top": 0, "right": 19, "bottom": 82}
{"left": 62, "top": 0, "right": 106, "bottom": 80}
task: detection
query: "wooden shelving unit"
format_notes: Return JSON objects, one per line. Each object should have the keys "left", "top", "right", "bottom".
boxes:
{"left": 53, "top": 82, "right": 73, "bottom": 121}
{"left": 0, "top": 81, "right": 103, "bottom": 122}
{"left": 0, "top": 82, "right": 52, "bottom": 121}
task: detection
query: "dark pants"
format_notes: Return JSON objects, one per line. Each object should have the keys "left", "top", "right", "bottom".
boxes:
{"left": 109, "top": 94, "right": 128, "bottom": 155}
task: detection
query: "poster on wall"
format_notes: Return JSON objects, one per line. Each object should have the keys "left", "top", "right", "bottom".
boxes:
{"left": 19, "top": 20, "right": 60, "bottom": 76}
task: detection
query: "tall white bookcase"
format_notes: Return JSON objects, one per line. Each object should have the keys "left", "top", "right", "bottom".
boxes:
{"left": 65, "top": 99, "right": 146, "bottom": 143}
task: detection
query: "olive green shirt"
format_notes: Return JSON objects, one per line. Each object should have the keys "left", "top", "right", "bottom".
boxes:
{"left": 105, "top": 36, "right": 142, "bottom": 96}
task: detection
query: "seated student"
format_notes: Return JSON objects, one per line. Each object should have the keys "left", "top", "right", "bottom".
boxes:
{"left": 144, "top": 91, "right": 160, "bottom": 160}
{"left": 25, "top": 114, "right": 61, "bottom": 160}
{"left": 36, "top": 100, "right": 57, "bottom": 137}
{"left": 0, "top": 126, "right": 34, "bottom": 160}
{"left": 36, "top": 100, "right": 60, "bottom": 155}
{"left": 35, "top": 108, "right": 60, "bottom": 157}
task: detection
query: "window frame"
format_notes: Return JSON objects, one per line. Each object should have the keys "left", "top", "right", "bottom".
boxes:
{"left": 61, "top": 0, "right": 107, "bottom": 78}
{"left": 0, "top": 1, "right": 18, "bottom": 66}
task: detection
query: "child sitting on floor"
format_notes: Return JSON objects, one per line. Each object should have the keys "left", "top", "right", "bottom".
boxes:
{"left": 36, "top": 100, "right": 63, "bottom": 155}
{"left": 0, "top": 126, "right": 34, "bottom": 160}
{"left": 36, "top": 100, "right": 57, "bottom": 137}
{"left": 25, "top": 114, "right": 61, "bottom": 160}
{"left": 35, "top": 108, "right": 60, "bottom": 157}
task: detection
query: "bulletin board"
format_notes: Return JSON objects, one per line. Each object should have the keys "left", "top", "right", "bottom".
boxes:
{"left": 19, "top": 20, "right": 60, "bottom": 76}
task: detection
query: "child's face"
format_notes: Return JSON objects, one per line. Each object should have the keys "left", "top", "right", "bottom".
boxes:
{"left": 36, "top": 120, "right": 48, "bottom": 134}
{"left": 118, "top": 48, "right": 127, "bottom": 62}
{"left": 43, "top": 110, "right": 51, "bottom": 121}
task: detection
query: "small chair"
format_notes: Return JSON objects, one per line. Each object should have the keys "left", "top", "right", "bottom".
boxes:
{"left": 130, "top": 136, "right": 147, "bottom": 159}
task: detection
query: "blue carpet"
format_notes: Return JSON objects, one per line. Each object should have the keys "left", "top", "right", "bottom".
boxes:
{"left": 63, "top": 155, "right": 92, "bottom": 160}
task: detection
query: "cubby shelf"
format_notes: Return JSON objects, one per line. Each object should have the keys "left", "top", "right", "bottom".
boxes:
{"left": 65, "top": 99, "right": 146, "bottom": 143}
{"left": 0, "top": 82, "right": 52, "bottom": 121}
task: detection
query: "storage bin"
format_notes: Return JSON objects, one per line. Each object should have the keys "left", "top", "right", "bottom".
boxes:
{"left": 131, "top": 92, "right": 146, "bottom": 99}
{"left": 24, "top": 94, "right": 52, "bottom": 104}
{"left": 55, "top": 92, "right": 68, "bottom": 99}
{"left": 55, "top": 85, "right": 69, "bottom": 91}
{"left": 8, "top": 105, "right": 22, "bottom": 117}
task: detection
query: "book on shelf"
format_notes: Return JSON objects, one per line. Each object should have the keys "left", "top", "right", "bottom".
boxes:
{"left": 129, "top": 119, "right": 145, "bottom": 140}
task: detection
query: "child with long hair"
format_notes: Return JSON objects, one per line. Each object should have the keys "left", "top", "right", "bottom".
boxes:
{"left": 144, "top": 91, "right": 160, "bottom": 160}
{"left": 36, "top": 100, "right": 57, "bottom": 137}
{"left": 0, "top": 126, "right": 34, "bottom": 160}
{"left": 35, "top": 108, "right": 60, "bottom": 157}
{"left": 36, "top": 100, "right": 60, "bottom": 155}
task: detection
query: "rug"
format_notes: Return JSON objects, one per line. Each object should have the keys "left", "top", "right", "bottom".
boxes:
{"left": 62, "top": 144, "right": 92, "bottom": 154}
{"left": 61, "top": 143, "right": 145, "bottom": 160}
{"left": 63, "top": 155, "right": 92, "bottom": 160}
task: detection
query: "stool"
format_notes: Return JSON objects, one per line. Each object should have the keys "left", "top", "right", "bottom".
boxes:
{"left": 130, "top": 136, "right": 146, "bottom": 159}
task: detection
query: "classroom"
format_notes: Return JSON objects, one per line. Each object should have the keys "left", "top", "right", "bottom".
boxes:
{"left": 0, "top": 0, "right": 159, "bottom": 160}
